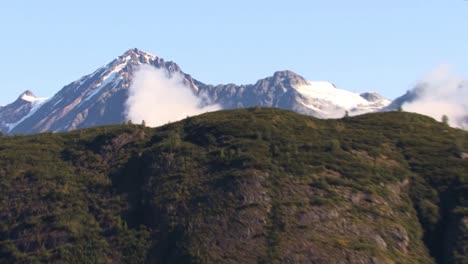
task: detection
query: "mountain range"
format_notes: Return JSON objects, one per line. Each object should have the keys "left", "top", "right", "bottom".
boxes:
{"left": 0, "top": 48, "right": 400, "bottom": 135}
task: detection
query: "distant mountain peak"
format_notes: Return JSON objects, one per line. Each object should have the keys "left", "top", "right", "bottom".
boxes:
{"left": 76, "top": 48, "right": 159, "bottom": 94}
{"left": 272, "top": 70, "right": 304, "bottom": 79}
{"left": 270, "top": 70, "right": 309, "bottom": 87}
{"left": 118, "top": 48, "right": 156, "bottom": 65}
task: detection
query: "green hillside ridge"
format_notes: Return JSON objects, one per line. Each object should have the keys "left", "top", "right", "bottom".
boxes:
{"left": 0, "top": 108, "right": 466, "bottom": 263}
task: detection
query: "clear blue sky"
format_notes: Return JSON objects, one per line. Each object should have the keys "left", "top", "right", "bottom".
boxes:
{"left": 1, "top": 0, "right": 467, "bottom": 105}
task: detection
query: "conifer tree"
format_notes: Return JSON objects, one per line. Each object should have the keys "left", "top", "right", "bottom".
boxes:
{"left": 441, "top": 115, "right": 449, "bottom": 125}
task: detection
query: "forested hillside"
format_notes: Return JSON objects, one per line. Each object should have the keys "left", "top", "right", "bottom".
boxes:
{"left": 0, "top": 108, "right": 466, "bottom": 263}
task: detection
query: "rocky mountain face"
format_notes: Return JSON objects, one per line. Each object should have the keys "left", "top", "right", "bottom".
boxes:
{"left": 199, "top": 70, "right": 308, "bottom": 111}
{"left": 1, "top": 49, "right": 391, "bottom": 134}
{"left": 199, "top": 70, "right": 390, "bottom": 118}
{"left": 0, "top": 109, "right": 466, "bottom": 263}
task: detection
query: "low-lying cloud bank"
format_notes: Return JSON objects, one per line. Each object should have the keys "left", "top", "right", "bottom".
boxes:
{"left": 403, "top": 65, "right": 468, "bottom": 129}
{"left": 125, "top": 65, "right": 220, "bottom": 127}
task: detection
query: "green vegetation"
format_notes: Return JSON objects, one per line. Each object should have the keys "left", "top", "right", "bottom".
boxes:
{"left": 0, "top": 108, "right": 466, "bottom": 263}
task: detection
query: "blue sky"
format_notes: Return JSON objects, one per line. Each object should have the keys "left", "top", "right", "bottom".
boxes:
{"left": 1, "top": 0, "right": 467, "bottom": 105}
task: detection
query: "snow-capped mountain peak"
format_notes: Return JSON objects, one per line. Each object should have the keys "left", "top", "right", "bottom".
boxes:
{"left": 0, "top": 90, "right": 49, "bottom": 133}
{"left": 62, "top": 49, "right": 162, "bottom": 111}
{"left": 120, "top": 48, "right": 156, "bottom": 64}
{"left": 104, "top": 48, "right": 157, "bottom": 74}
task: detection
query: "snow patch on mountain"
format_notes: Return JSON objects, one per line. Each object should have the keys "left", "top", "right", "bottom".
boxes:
{"left": 21, "top": 94, "right": 39, "bottom": 102}
{"left": 296, "top": 81, "right": 369, "bottom": 109}
{"left": 294, "top": 81, "right": 390, "bottom": 118}
{"left": 20, "top": 93, "right": 48, "bottom": 105}
{"left": 81, "top": 73, "right": 122, "bottom": 104}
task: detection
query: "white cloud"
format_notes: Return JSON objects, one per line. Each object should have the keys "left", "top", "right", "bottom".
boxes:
{"left": 125, "top": 65, "right": 221, "bottom": 127}
{"left": 403, "top": 65, "right": 468, "bottom": 129}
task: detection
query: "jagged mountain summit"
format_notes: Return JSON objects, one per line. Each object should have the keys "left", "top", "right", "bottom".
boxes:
{"left": 1, "top": 48, "right": 390, "bottom": 134}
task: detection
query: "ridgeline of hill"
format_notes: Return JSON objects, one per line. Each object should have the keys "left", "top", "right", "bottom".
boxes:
{"left": 0, "top": 108, "right": 466, "bottom": 264}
